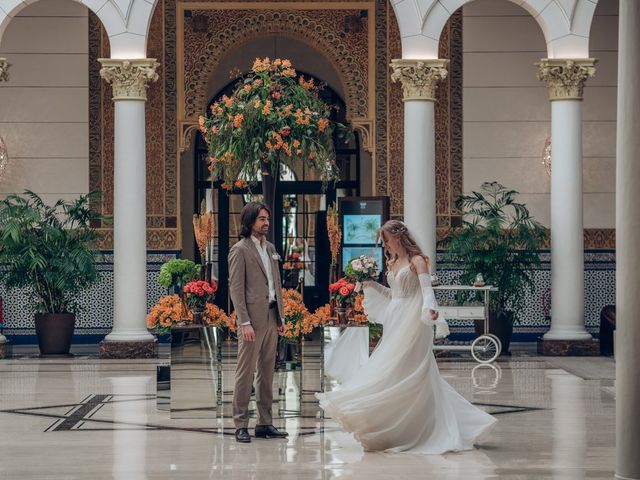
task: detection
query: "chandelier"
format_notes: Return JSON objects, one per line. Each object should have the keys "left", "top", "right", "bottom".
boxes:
{"left": 0, "top": 135, "right": 8, "bottom": 180}
{"left": 541, "top": 137, "right": 551, "bottom": 177}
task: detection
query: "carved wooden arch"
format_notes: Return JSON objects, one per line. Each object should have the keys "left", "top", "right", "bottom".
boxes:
{"left": 184, "top": 9, "right": 369, "bottom": 122}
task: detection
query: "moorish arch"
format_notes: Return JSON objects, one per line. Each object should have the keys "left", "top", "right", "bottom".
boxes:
{"left": 178, "top": 8, "right": 374, "bottom": 152}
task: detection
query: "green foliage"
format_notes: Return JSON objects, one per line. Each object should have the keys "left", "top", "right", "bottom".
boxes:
{"left": 200, "top": 57, "right": 349, "bottom": 189}
{"left": 440, "top": 182, "right": 547, "bottom": 322}
{"left": 158, "top": 259, "right": 200, "bottom": 291}
{"left": 0, "top": 191, "right": 104, "bottom": 314}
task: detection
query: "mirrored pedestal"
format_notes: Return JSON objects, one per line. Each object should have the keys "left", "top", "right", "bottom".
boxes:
{"left": 167, "top": 325, "right": 221, "bottom": 419}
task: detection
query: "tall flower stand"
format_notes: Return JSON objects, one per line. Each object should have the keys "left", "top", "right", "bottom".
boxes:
{"left": 159, "top": 324, "right": 222, "bottom": 418}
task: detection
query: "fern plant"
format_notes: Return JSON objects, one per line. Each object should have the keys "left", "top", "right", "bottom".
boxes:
{"left": 0, "top": 191, "right": 103, "bottom": 314}
{"left": 440, "top": 182, "right": 546, "bottom": 322}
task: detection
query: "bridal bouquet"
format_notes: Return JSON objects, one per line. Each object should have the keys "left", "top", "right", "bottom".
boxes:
{"left": 344, "top": 255, "right": 380, "bottom": 292}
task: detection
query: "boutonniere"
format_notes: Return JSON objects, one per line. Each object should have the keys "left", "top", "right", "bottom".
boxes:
{"left": 271, "top": 253, "right": 282, "bottom": 261}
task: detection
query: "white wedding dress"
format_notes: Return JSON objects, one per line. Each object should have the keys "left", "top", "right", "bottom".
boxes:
{"left": 316, "top": 264, "right": 496, "bottom": 454}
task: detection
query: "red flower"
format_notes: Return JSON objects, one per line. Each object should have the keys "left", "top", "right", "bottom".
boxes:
{"left": 338, "top": 286, "right": 350, "bottom": 296}
{"left": 291, "top": 253, "right": 300, "bottom": 260}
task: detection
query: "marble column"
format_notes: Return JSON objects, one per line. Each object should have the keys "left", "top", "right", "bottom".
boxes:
{"left": 0, "top": 58, "right": 10, "bottom": 81}
{"left": 616, "top": 2, "right": 640, "bottom": 478}
{"left": 98, "top": 59, "right": 159, "bottom": 358}
{"left": 536, "top": 59, "right": 599, "bottom": 355}
{"left": 390, "top": 59, "right": 449, "bottom": 271}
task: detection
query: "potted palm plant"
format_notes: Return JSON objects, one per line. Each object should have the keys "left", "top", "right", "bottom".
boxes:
{"left": 440, "top": 182, "right": 546, "bottom": 354}
{"left": 0, "top": 191, "right": 103, "bottom": 356}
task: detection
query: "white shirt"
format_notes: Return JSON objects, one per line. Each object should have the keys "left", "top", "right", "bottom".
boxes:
{"left": 251, "top": 235, "right": 277, "bottom": 303}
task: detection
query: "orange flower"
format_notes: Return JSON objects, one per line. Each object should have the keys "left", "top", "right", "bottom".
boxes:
{"left": 147, "top": 295, "right": 191, "bottom": 333}
{"left": 254, "top": 99, "right": 261, "bottom": 109}
{"left": 282, "top": 59, "right": 292, "bottom": 68}
{"left": 318, "top": 118, "right": 329, "bottom": 132}
{"left": 233, "top": 113, "right": 244, "bottom": 128}
{"left": 198, "top": 115, "right": 206, "bottom": 133}
{"left": 292, "top": 139, "right": 300, "bottom": 149}
{"left": 327, "top": 203, "right": 341, "bottom": 264}
{"left": 223, "top": 95, "right": 234, "bottom": 108}
{"left": 243, "top": 84, "right": 252, "bottom": 93}
{"left": 262, "top": 100, "right": 273, "bottom": 116}
{"left": 234, "top": 179, "right": 248, "bottom": 189}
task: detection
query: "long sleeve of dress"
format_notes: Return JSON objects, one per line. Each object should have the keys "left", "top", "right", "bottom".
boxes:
{"left": 418, "top": 273, "right": 450, "bottom": 338}
{"left": 362, "top": 280, "right": 391, "bottom": 326}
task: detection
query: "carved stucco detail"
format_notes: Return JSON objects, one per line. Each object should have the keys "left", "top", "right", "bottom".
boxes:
{"left": 536, "top": 58, "right": 597, "bottom": 101}
{"left": 180, "top": 122, "right": 200, "bottom": 153}
{"left": 99, "top": 59, "right": 160, "bottom": 101}
{"left": 184, "top": 10, "right": 369, "bottom": 121}
{"left": 390, "top": 59, "right": 449, "bottom": 101}
{"left": 352, "top": 118, "right": 374, "bottom": 154}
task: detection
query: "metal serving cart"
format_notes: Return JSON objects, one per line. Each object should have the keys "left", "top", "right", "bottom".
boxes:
{"left": 432, "top": 285, "right": 501, "bottom": 363}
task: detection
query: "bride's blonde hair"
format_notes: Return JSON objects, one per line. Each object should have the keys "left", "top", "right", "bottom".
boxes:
{"left": 376, "top": 220, "right": 430, "bottom": 272}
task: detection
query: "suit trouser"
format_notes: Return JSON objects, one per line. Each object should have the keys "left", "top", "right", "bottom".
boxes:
{"left": 232, "top": 308, "right": 279, "bottom": 429}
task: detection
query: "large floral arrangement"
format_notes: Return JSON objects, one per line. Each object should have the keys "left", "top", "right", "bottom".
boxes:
{"left": 351, "top": 294, "right": 369, "bottom": 324}
{"left": 147, "top": 295, "right": 232, "bottom": 333}
{"left": 199, "top": 57, "right": 344, "bottom": 190}
{"left": 328, "top": 277, "right": 356, "bottom": 306}
{"left": 344, "top": 255, "right": 380, "bottom": 291}
{"left": 303, "top": 304, "right": 332, "bottom": 334}
{"left": 183, "top": 279, "right": 217, "bottom": 311}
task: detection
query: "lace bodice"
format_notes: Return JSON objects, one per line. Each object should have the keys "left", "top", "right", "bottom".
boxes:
{"left": 387, "top": 264, "right": 421, "bottom": 299}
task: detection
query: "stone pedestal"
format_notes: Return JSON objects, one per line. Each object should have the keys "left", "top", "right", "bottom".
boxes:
{"left": 99, "top": 339, "right": 157, "bottom": 359}
{"left": 538, "top": 338, "right": 599, "bottom": 356}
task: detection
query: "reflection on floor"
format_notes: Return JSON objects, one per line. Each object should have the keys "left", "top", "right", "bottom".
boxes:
{"left": 0, "top": 346, "right": 616, "bottom": 479}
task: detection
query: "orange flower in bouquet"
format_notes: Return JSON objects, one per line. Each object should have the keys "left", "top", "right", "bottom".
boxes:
{"left": 352, "top": 294, "right": 368, "bottom": 324}
{"left": 281, "top": 288, "right": 309, "bottom": 340}
{"left": 302, "top": 303, "right": 331, "bottom": 334}
{"left": 203, "top": 303, "right": 231, "bottom": 328}
{"left": 327, "top": 203, "right": 341, "bottom": 266}
{"left": 328, "top": 277, "right": 356, "bottom": 306}
{"left": 147, "top": 294, "right": 191, "bottom": 333}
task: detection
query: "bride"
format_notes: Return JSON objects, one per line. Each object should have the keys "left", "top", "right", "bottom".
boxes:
{"left": 316, "top": 220, "right": 496, "bottom": 454}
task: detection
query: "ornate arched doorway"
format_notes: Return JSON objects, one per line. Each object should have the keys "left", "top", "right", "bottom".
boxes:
{"left": 194, "top": 76, "right": 361, "bottom": 311}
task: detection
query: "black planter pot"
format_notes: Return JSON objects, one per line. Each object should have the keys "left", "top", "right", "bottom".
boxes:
{"left": 34, "top": 313, "right": 75, "bottom": 356}
{"left": 475, "top": 311, "right": 514, "bottom": 355}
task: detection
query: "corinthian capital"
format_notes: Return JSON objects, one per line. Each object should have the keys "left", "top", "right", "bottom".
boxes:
{"left": 98, "top": 58, "right": 159, "bottom": 101}
{"left": 0, "top": 58, "right": 11, "bottom": 82}
{"left": 536, "top": 58, "right": 597, "bottom": 101}
{"left": 390, "top": 59, "right": 449, "bottom": 101}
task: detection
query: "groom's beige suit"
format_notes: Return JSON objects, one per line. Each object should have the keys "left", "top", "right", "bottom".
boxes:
{"left": 229, "top": 236, "right": 284, "bottom": 429}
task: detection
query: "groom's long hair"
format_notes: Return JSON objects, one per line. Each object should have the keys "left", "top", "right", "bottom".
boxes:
{"left": 377, "top": 220, "right": 430, "bottom": 272}
{"left": 239, "top": 201, "right": 271, "bottom": 239}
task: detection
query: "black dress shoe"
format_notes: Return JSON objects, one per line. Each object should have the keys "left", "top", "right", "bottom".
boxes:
{"left": 254, "top": 424, "right": 289, "bottom": 439}
{"left": 235, "top": 428, "right": 251, "bottom": 443}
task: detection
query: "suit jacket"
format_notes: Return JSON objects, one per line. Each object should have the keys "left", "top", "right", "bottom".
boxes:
{"left": 228, "top": 237, "right": 284, "bottom": 329}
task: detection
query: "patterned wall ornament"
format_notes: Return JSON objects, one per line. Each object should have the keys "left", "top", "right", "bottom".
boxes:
{"left": 536, "top": 58, "right": 597, "bottom": 101}
{"left": 180, "top": 8, "right": 371, "bottom": 121}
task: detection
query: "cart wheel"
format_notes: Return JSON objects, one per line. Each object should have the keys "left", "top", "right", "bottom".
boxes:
{"left": 486, "top": 334, "right": 502, "bottom": 353}
{"left": 471, "top": 335, "right": 500, "bottom": 363}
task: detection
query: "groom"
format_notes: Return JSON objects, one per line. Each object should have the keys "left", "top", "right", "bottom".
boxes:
{"left": 228, "top": 201, "right": 288, "bottom": 443}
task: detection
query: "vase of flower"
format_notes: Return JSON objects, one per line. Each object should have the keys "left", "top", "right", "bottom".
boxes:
{"left": 183, "top": 279, "right": 217, "bottom": 326}
{"left": 336, "top": 305, "right": 347, "bottom": 325}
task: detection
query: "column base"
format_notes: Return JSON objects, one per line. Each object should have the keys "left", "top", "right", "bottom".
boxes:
{"left": 99, "top": 339, "right": 157, "bottom": 359}
{"left": 537, "top": 338, "right": 600, "bottom": 356}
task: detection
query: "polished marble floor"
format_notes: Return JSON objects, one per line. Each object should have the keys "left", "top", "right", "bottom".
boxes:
{"left": 0, "top": 349, "right": 616, "bottom": 479}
